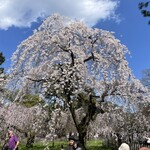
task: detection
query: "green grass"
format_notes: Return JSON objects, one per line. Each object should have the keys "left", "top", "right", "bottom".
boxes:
{"left": 0, "top": 140, "right": 114, "bottom": 150}
{"left": 86, "top": 140, "right": 113, "bottom": 150}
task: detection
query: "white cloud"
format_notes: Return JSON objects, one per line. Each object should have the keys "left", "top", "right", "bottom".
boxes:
{"left": 0, "top": 0, "right": 119, "bottom": 30}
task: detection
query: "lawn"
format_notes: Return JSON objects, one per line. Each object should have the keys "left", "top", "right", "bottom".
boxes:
{"left": 0, "top": 140, "right": 114, "bottom": 150}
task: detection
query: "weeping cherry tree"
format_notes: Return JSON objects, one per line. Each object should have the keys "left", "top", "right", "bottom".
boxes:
{"left": 9, "top": 14, "right": 148, "bottom": 149}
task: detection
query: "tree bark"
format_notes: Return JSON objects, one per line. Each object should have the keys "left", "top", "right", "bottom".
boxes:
{"left": 26, "top": 132, "right": 35, "bottom": 148}
{"left": 67, "top": 93, "right": 100, "bottom": 150}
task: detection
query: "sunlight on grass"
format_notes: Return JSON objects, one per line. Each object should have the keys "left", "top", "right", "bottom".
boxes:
{"left": 0, "top": 140, "right": 114, "bottom": 150}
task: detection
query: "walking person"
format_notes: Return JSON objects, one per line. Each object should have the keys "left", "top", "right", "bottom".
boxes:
{"left": 7, "top": 130, "right": 19, "bottom": 150}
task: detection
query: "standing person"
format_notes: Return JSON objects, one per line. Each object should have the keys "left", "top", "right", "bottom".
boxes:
{"left": 65, "top": 136, "right": 76, "bottom": 150}
{"left": 65, "top": 136, "right": 82, "bottom": 150}
{"left": 8, "top": 130, "right": 19, "bottom": 150}
{"left": 60, "top": 144, "right": 65, "bottom": 150}
{"left": 73, "top": 141, "right": 82, "bottom": 150}
{"left": 118, "top": 143, "right": 130, "bottom": 150}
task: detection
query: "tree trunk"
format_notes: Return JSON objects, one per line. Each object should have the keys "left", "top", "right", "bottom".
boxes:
{"left": 78, "top": 127, "right": 87, "bottom": 150}
{"left": 26, "top": 133, "right": 35, "bottom": 148}
{"left": 116, "top": 133, "right": 122, "bottom": 147}
{"left": 67, "top": 93, "right": 100, "bottom": 150}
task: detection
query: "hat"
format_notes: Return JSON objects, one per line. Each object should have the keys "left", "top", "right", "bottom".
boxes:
{"left": 68, "top": 136, "right": 75, "bottom": 141}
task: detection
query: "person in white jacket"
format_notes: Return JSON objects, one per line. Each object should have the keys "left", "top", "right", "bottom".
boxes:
{"left": 118, "top": 143, "right": 130, "bottom": 150}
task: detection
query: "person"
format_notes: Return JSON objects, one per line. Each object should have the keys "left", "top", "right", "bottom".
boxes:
{"left": 2, "top": 141, "right": 9, "bottom": 150}
{"left": 60, "top": 144, "right": 65, "bottom": 150}
{"left": 65, "top": 136, "right": 82, "bottom": 150}
{"left": 7, "top": 130, "right": 19, "bottom": 150}
{"left": 73, "top": 141, "right": 82, "bottom": 150}
{"left": 65, "top": 136, "right": 75, "bottom": 150}
{"left": 118, "top": 143, "right": 130, "bottom": 150}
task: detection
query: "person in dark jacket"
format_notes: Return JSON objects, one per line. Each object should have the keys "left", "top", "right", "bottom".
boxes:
{"left": 73, "top": 141, "right": 82, "bottom": 150}
{"left": 65, "top": 136, "right": 76, "bottom": 150}
{"left": 65, "top": 136, "right": 82, "bottom": 150}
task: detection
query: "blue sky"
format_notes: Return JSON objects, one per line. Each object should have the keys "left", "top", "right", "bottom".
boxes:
{"left": 0, "top": 0, "right": 149, "bottom": 79}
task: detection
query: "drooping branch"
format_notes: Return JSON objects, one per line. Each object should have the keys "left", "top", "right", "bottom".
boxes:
{"left": 58, "top": 44, "right": 75, "bottom": 66}
{"left": 84, "top": 52, "right": 97, "bottom": 62}
{"left": 27, "top": 77, "right": 47, "bottom": 82}
{"left": 70, "top": 50, "right": 75, "bottom": 66}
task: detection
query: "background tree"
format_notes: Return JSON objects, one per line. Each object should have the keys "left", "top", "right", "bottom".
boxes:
{"left": 0, "top": 52, "right": 5, "bottom": 66}
{"left": 9, "top": 14, "right": 148, "bottom": 149}
{"left": 0, "top": 52, "right": 5, "bottom": 83}
{"left": 88, "top": 102, "right": 132, "bottom": 147}
{"left": 0, "top": 52, "right": 6, "bottom": 103}
{"left": 0, "top": 103, "right": 51, "bottom": 148}
{"left": 136, "top": 100, "right": 150, "bottom": 136}
{"left": 139, "top": 1, "right": 150, "bottom": 24}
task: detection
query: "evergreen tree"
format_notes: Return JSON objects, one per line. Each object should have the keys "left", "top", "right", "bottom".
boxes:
{"left": 139, "top": 1, "right": 150, "bottom": 24}
{"left": 0, "top": 52, "right": 5, "bottom": 73}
